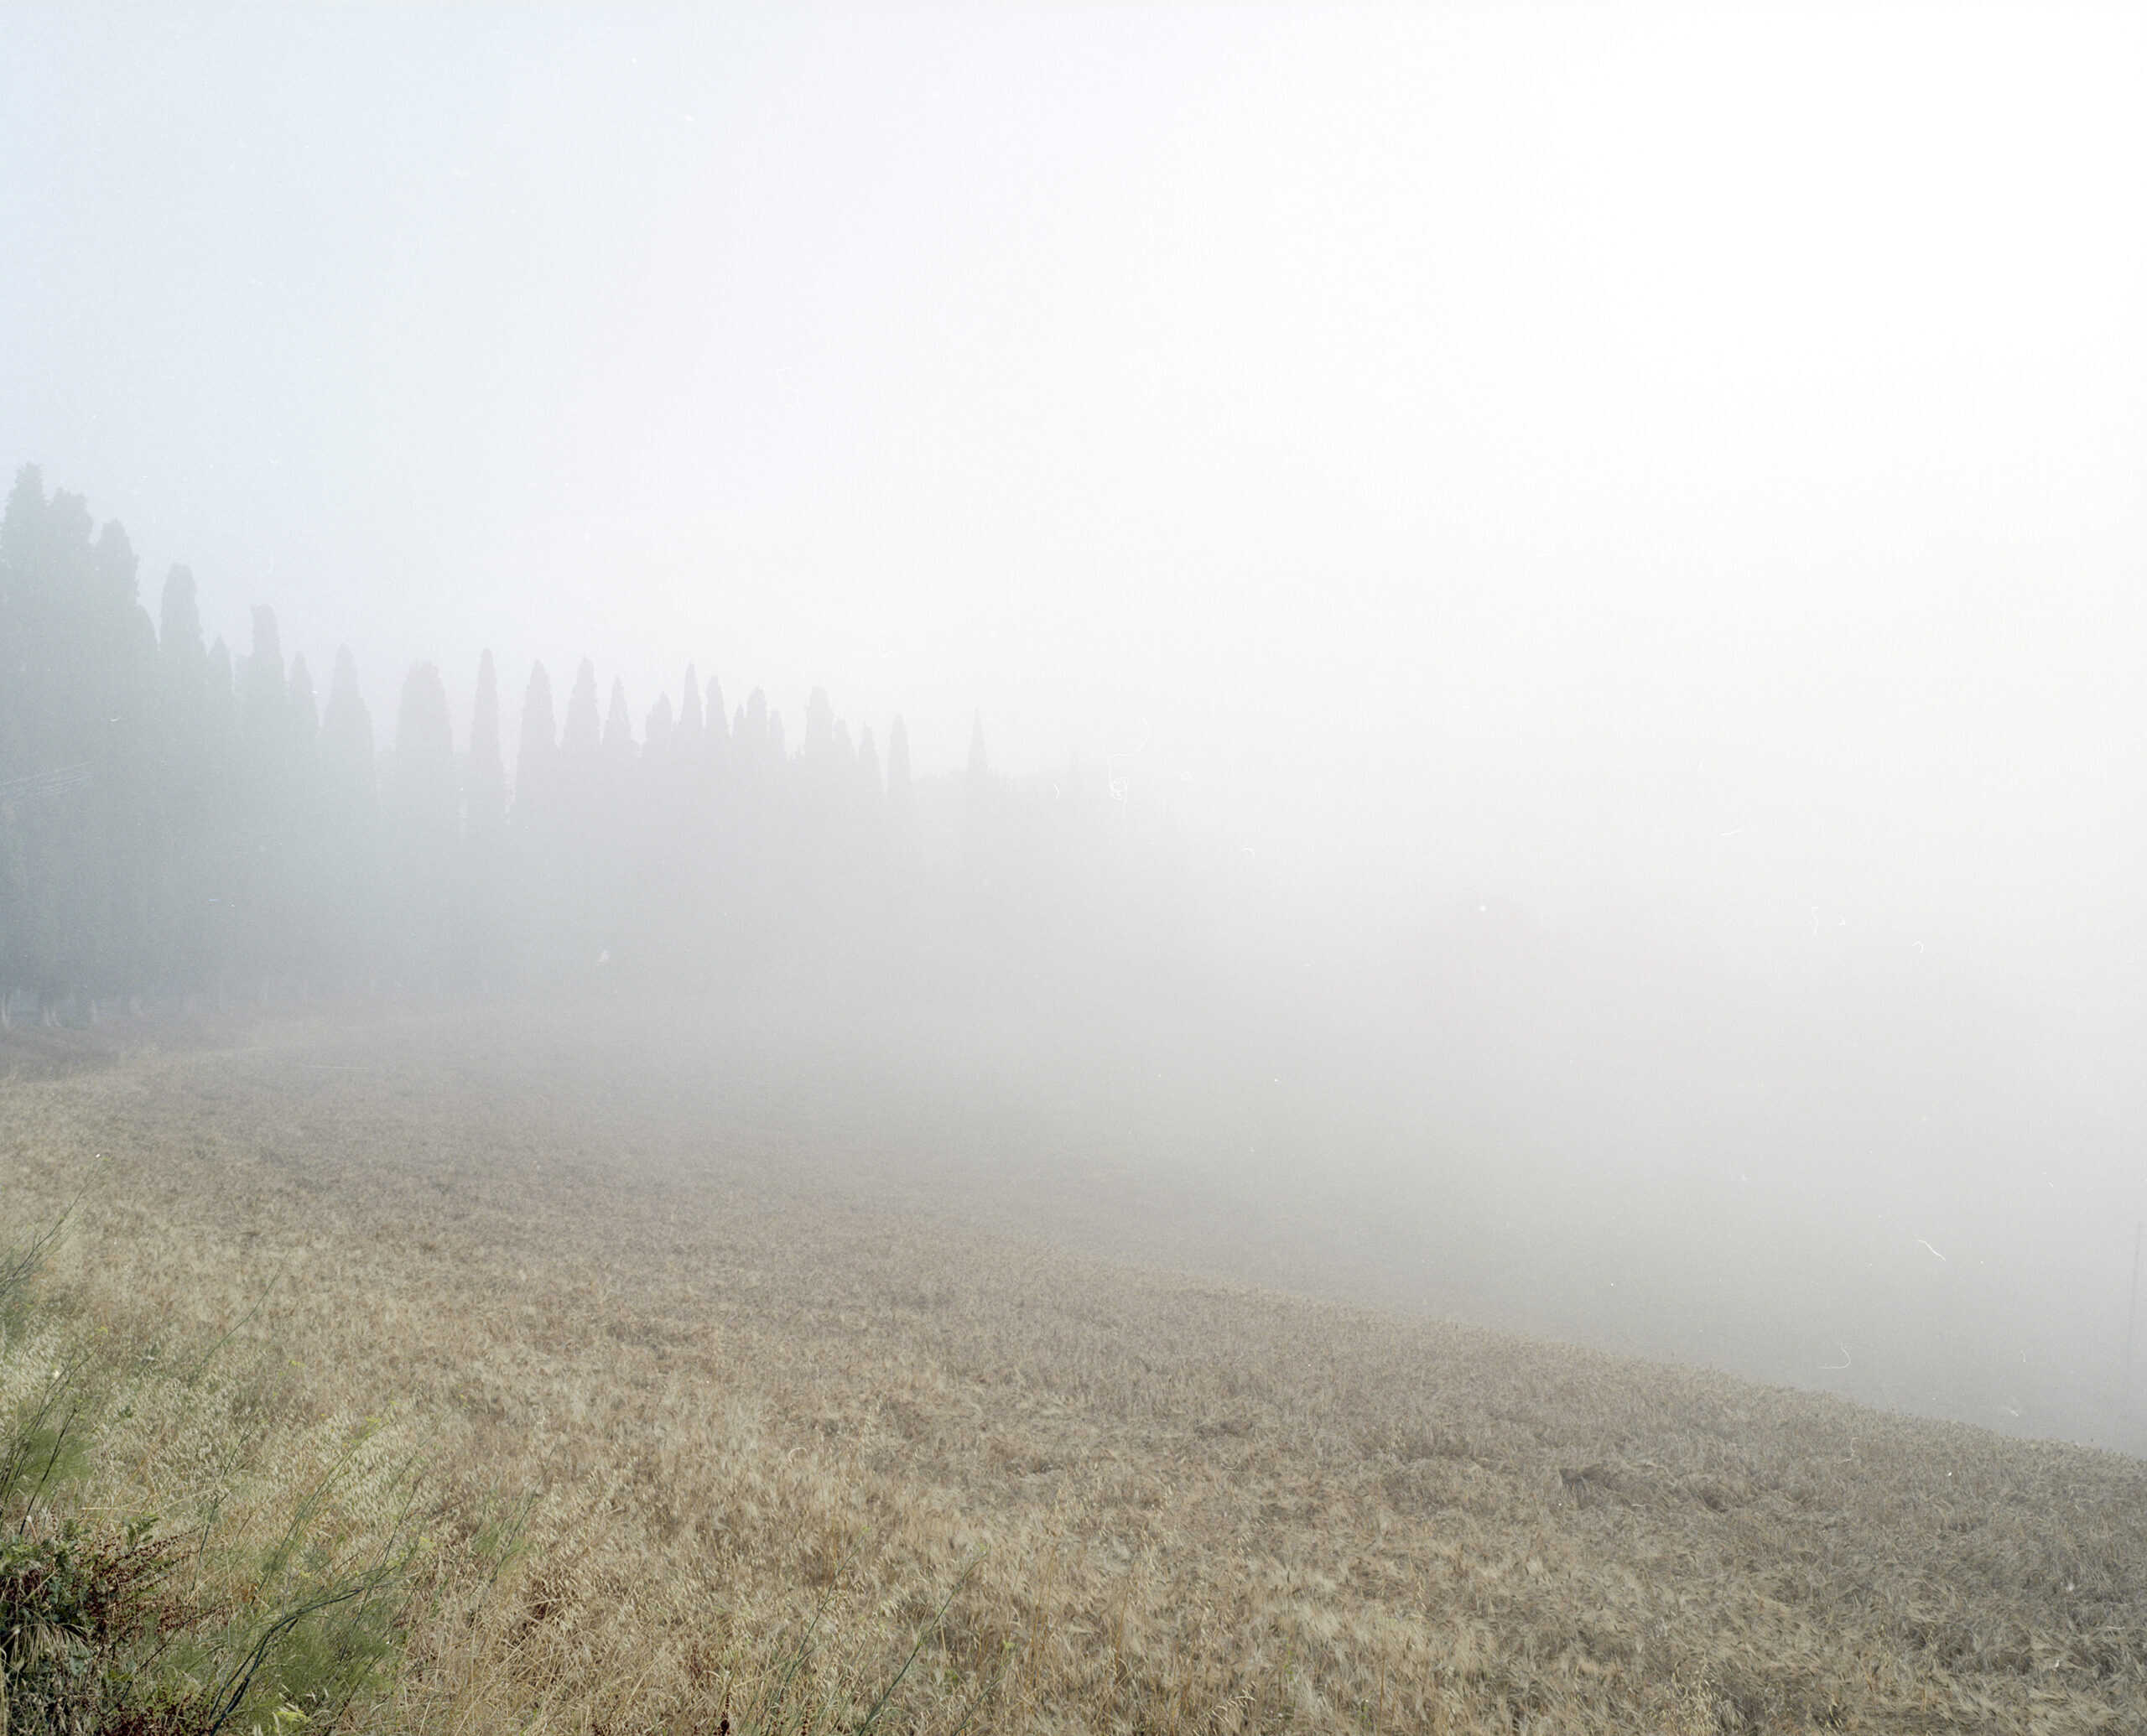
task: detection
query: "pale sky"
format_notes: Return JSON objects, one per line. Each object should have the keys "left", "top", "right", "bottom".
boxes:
{"left": 7, "top": 3, "right": 2144, "bottom": 944}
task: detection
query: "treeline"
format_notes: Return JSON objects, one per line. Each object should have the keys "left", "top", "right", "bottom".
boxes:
{"left": 0, "top": 465, "right": 1195, "bottom": 1021}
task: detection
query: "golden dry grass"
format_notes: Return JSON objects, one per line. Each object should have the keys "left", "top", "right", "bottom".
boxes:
{"left": 5, "top": 1004, "right": 2147, "bottom": 1733}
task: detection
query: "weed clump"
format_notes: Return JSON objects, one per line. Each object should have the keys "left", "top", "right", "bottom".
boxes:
{"left": 1, "top": 1210, "right": 417, "bottom": 1735}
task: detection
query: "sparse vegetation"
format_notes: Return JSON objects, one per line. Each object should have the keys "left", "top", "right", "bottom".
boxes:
{"left": 1, "top": 1203, "right": 429, "bottom": 1735}
{"left": 7, "top": 1006, "right": 2147, "bottom": 1733}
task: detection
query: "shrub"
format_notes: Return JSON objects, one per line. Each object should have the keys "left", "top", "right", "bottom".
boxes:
{"left": 1, "top": 1210, "right": 418, "bottom": 1735}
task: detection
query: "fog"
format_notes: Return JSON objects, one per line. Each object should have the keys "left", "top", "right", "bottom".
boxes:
{"left": 7, "top": 6, "right": 2147, "bottom": 1448}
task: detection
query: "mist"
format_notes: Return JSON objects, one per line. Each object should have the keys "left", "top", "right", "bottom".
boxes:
{"left": 8, "top": 2, "right": 2147, "bottom": 1458}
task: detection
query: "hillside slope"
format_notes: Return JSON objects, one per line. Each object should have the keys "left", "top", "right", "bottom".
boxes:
{"left": 4, "top": 1008, "right": 2144, "bottom": 1733}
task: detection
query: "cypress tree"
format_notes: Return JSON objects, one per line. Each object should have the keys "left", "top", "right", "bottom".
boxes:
{"left": 514, "top": 661, "right": 557, "bottom": 819}
{"left": 556, "top": 658, "right": 603, "bottom": 911}
{"left": 644, "top": 694, "right": 675, "bottom": 759}
{"left": 89, "top": 517, "right": 154, "bottom": 998}
{"left": 705, "top": 672, "right": 730, "bottom": 768}
{"left": 235, "top": 607, "right": 298, "bottom": 990}
{"left": 205, "top": 638, "right": 235, "bottom": 740}
{"left": 320, "top": 647, "right": 377, "bottom": 813}
{"left": 805, "top": 687, "right": 835, "bottom": 761}
{"left": 602, "top": 678, "right": 634, "bottom": 767}
{"left": 151, "top": 565, "right": 210, "bottom": 990}
{"left": 240, "top": 606, "right": 287, "bottom": 768}
{"left": 200, "top": 637, "right": 237, "bottom": 989}
{"left": 203, "top": 633, "right": 237, "bottom": 829}
{"left": 857, "top": 724, "right": 882, "bottom": 803}
{"left": 743, "top": 689, "right": 768, "bottom": 767}
{"left": 461, "top": 651, "right": 507, "bottom": 988}
{"left": 886, "top": 716, "right": 914, "bottom": 830}
{"left": 675, "top": 665, "right": 702, "bottom": 759}
{"left": 392, "top": 663, "right": 457, "bottom": 839}
{"left": 287, "top": 655, "right": 319, "bottom": 759}
{"left": 388, "top": 662, "right": 458, "bottom": 985}
{"left": 318, "top": 646, "right": 379, "bottom": 990}
{"left": 562, "top": 659, "right": 600, "bottom": 761}
{"left": 508, "top": 660, "right": 560, "bottom": 979}
{"left": 466, "top": 650, "right": 506, "bottom": 836}
{"left": 157, "top": 565, "right": 205, "bottom": 721}
{"left": 0, "top": 470, "right": 78, "bottom": 1001}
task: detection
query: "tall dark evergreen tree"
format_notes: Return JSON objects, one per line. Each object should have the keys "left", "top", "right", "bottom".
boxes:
{"left": 886, "top": 716, "right": 914, "bottom": 831}
{"left": 88, "top": 517, "right": 159, "bottom": 998}
{"left": 316, "top": 646, "right": 380, "bottom": 990}
{"left": 602, "top": 678, "right": 634, "bottom": 768}
{"left": 150, "top": 564, "right": 211, "bottom": 990}
{"left": 644, "top": 694, "right": 674, "bottom": 759}
{"left": 805, "top": 688, "right": 835, "bottom": 761}
{"left": 675, "top": 665, "right": 702, "bottom": 761}
{"left": 460, "top": 651, "right": 507, "bottom": 987}
{"left": 704, "top": 672, "right": 730, "bottom": 772}
{"left": 514, "top": 661, "right": 557, "bottom": 819}
{"left": 391, "top": 664, "right": 458, "bottom": 850}
{"left": 320, "top": 648, "right": 377, "bottom": 813}
{"left": 562, "top": 659, "right": 600, "bottom": 761}
{"left": 0, "top": 470, "right": 89, "bottom": 1000}
{"left": 857, "top": 724, "right": 882, "bottom": 805}
{"left": 240, "top": 606, "right": 287, "bottom": 767}
{"left": 205, "top": 637, "right": 236, "bottom": 751}
{"left": 743, "top": 689, "right": 767, "bottom": 767}
{"left": 287, "top": 655, "right": 320, "bottom": 756}
{"left": 387, "top": 662, "right": 458, "bottom": 987}
{"left": 157, "top": 566, "right": 206, "bottom": 730}
{"left": 234, "top": 606, "right": 299, "bottom": 992}
{"left": 508, "top": 659, "right": 563, "bottom": 976}
{"left": 466, "top": 651, "right": 506, "bottom": 837}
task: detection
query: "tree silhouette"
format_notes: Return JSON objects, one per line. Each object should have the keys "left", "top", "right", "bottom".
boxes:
{"left": 886, "top": 716, "right": 914, "bottom": 832}
{"left": 460, "top": 651, "right": 507, "bottom": 987}
{"left": 704, "top": 672, "right": 730, "bottom": 772}
{"left": 466, "top": 651, "right": 506, "bottom": 838}
{"left": 287, "top": 655, "right": 319, "bottom": 756}
{"left": 856, "top": 724, "right": 882, "bottom": 805}
{"left": 562, "top": 658, "right": 600, "bottom": 761}
{"left": 805, "top": 687, "right": 835, "bottom": 761}
{"left": 508, "top": 660, "right": 564, "bottom": 977}
{"left": 320, "top": 647, "right": 377, "bottom": 814}
{"left": 157, "top": 565, "right": 206, "bottom": 734}
{"left": 239, "top": 606, "right": 287, "bottom": 771}
{"left": 387, "top": 662, "right": 458, "bottom": 987}
{"left": 675, "top": 664, "right": 702, "bottom": 761}
{"left": 149, "top": 564, "right": 211, "bottom": 990}
{"left": 742, "top": 689, "right": 767, "bottom": 774}
{"left": 315, "top": 643, "right": 380, "bottom": 987}
{"left": 0, "top": 464, "right": 1179, "bottom": 1022}
{"left": 602, "top": 678, "right": 634, "bottom": 767}
{"left": 315, "top": 645, "right": 380, "bottom": 990}
{"left": 644, "top": 693, "right": 674, "bottom": 760}
{"left": 514, "top": 661, "right": 557, "bottom": 820}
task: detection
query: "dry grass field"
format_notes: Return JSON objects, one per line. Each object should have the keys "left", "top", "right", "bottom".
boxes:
{"left": 5, "top": 1004, "right": 2147, "bottom": 1733}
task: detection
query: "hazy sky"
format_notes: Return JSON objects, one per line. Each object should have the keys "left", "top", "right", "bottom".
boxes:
{"left": 7, "top": 4, "right": 2144, "bottom": 942}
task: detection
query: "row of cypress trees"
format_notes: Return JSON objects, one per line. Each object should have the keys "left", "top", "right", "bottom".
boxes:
{"left": 2, "top": 464, "right": 1166, "bottom": 1021}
